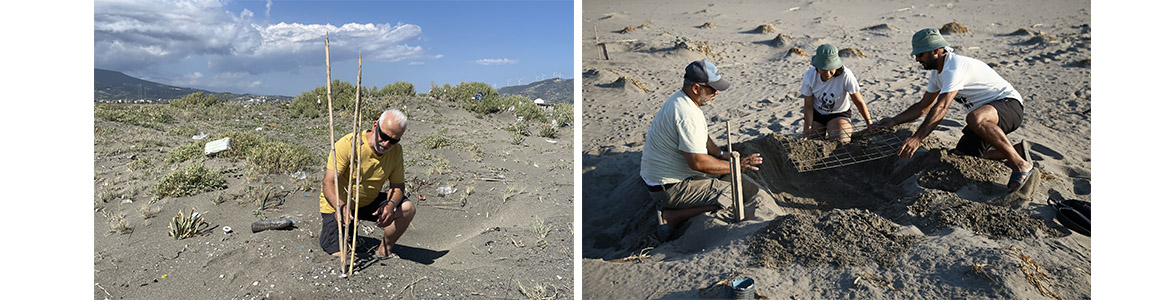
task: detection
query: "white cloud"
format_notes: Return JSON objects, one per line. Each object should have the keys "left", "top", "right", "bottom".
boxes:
{"left": 409, "top": 61, "right": 425, "bottom": 65}
{"left": 474, "top": 58, "right": 518, "bottom": 65}
{"left": 95, "top": 0, "right": 434, "bottom": 76}
{"left": 172, "top": 71, "right": 263, "bottom": 91}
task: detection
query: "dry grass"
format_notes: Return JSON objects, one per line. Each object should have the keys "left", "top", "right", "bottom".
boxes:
{"left": 531, "top": 217, "right": 553, "bottom": 248}
{"left": 620, "top": 26, "right": 637, "bottom": 34}
{"left": 138, "top": 204, "right": 161, "bottom": 220}
{"left": 839, "top": 48, "right": 868, "bottom": 58}
{"left": 104, "top": 211, "right": 133, "bottom": 235}
{"left": 614, "top": 76, "right": 651, "bottom": 93}
{"left": 1007, "top": 246, "right": 1062, "bottom": 300}
{"left": 968, "top": 263, "right": 999, "bottom": 285}
{"left": 755, "top": 24, "right": 777, "bottom": 34}
{"left": 941, "top": 22, "right": 970, "bottom": 34}
{"left": 788, "top": 47, "right": 810, "bottom": 57}
{"left": 516, "top": 279, "right": 558, "bottom": 300}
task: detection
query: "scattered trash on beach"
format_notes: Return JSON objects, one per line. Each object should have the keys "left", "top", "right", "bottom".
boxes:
{"left": 437, "top": 186, "right": 457, "bottom": 196}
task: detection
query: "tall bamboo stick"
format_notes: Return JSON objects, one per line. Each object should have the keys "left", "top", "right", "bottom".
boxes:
{"left": 347, "top": 54, "right": 364, "bottom": 276}
{"left": 324, "top": 33, "right": 348, "bottom": 271}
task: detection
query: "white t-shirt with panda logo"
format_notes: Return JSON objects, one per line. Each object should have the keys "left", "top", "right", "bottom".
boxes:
{"left": 800, "top": 66, "right": 860, "bottom": 115}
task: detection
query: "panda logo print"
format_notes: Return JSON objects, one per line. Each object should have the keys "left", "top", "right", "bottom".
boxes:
{"left": 817, "top": 91, "right": 836, "bottom": 112}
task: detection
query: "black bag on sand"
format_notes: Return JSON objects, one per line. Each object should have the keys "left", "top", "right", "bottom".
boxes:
{"left": 1049, "top": 198, "right": 1090, "bottom": 236}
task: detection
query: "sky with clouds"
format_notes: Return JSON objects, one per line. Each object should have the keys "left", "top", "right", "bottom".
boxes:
{"left": 94, "top": 0, "right": 573, "bottom": 96}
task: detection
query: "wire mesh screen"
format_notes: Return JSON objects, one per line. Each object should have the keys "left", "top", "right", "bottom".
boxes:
{"left": 780, "top": 126, "right": 905, "bottom": 172}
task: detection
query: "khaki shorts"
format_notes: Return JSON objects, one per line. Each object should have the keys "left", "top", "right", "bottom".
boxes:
{"left": 649, "top": 175, "right": 760, "bottom": 213}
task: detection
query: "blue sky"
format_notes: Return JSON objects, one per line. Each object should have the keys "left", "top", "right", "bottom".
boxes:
{"left": 94, "top": 0, "right": 573, "bottom": 97}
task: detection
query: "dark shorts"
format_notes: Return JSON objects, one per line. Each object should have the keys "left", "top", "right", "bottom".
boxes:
{"left": 813, "top": 110, "right": 852, "bottom": 126}
{"left": 955, "top": 98, "right": 1024, "bottom": 157}
{"left": 318, "top": 192, "right": 409, "bottom": 254}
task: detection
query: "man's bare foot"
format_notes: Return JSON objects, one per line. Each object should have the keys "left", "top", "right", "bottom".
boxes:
{"left": 375, "top": 245, "right": 397, "bottom": 258}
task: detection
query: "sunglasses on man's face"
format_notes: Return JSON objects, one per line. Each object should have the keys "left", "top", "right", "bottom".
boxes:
{"left": 374, "top": 123, "right": 400, "bottom": 145}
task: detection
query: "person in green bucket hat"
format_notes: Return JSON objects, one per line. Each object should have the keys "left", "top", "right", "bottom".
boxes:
{"left": 800, "top": 43, "right": 873, "bottom": 142}
{"left": 873, "top": 28, "right": 1034, "bottom": 193}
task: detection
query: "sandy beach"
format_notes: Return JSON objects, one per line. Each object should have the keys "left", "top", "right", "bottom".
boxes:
{"left": 94, "top": 95, "right": 574, "bottom": 299}
{"left": 582, "top": 0, "right": 1091, "bottom": 299}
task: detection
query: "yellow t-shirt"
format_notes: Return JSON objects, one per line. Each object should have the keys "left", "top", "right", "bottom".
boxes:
{"left": 318, "top": 131, "right": 405, "bottom": 214}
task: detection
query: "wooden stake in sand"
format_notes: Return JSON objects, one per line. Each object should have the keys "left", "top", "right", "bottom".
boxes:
{"left": 347, "top": 54, "right": 364, "bottom": 277}
{"left": 726, "top": 121, "right": 745, "bottom": 222}
{"left": 323, "top": 32, "right": 349, "bottom": 272}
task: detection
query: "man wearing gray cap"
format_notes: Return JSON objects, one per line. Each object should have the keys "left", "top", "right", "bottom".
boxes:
{"left": 874, "top": 28, "right": 1033, "bottom": 192}
{"left": 640, "top": 60, "right": 765, "bottom": 241}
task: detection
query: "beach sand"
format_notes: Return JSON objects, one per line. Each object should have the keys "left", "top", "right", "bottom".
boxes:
{"left": 94, "top": 97, "right": 573, "bottom": 298}
{"left": 583, "top": 0, "right": 1090, "bottom": 298}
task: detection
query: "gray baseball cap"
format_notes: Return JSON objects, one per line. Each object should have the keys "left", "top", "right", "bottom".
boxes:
{"left": 684, "top": 60, "right": 731, "bottom": 91}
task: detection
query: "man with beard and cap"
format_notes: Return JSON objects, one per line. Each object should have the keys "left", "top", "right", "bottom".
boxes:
{"left": 319, "top": 109, "right": 416, "bottom": 257}
{"left": 640, "top": 60, "right": 766, "bottom": 241}
{"left": 873, "top": 28, "right": 1034, "bottom": 192}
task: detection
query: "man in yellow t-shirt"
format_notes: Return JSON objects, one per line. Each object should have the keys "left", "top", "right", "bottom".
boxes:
{"left": 318, "top": 109, "right": 415, "bottom": 257}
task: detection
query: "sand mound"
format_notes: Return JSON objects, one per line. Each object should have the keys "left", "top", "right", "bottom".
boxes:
{"left": 700, "top": 22, "right": 717, "bottom": 29}
{"left": 787, "top": 47, "right": 809, "bottom": 58}
{"left": 588, "top": 128, "right": 1057, "bottom": 265}
{"left": 609, "top": 76, "right": 651, "bottom": 93}
{"left": 838, "top": 47, "right": 867, "bottom": 58}
{"left": 940, "top": 22, "right": 971, "bottom": 34}
{"left": 917, "top": 149, "right": 1008, "bottom": 194}
{"left": 676, "top": 40, "right": 717, "bottom": 57}
{"left": 620, "top": 26, "right": 637, "bottom": 34}
{"left": 769, "top": 33, "right": 794, "bottom": 47}
{"left": 1007, "top": 28, "right": 1038, "bottom": 36}
{"left": 583, "top": 68, "right": 622, "bottom": 83}
{"left": 906, "top": 190, "right": 1062, "bottom": 239}
{"left": 748, "top": 209, "right": 920, "bottom": 268}
{"left": 754, "top": 24, "right": 777, "bottom": 34}
{"left": 863, "top": 23, "right": 900, "bottom": 31}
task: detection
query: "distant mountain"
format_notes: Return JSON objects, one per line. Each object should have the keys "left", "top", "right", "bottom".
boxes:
{"left": 94, "top": 69, "right": 291, "bottom": 103}
{"left": 498, "top": 78, "right": 573, "bottom": 104}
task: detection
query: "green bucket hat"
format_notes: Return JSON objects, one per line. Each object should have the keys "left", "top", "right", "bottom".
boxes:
{"left": 911, "top": 28, "right": 950, "bottom": 55}
{"left": 811, "top": 44, "right": 842, "bottom": 70}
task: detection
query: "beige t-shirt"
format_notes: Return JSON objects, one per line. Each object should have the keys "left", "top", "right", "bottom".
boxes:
{"left": 640, "top": 90, "right": 710, "bottom": 185}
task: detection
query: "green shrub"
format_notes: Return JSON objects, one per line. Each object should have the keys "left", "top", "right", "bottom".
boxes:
{"left": 289, "top": 80, "right": 375, "bottom": 118}
{"left": 245, "top": 140, "right": 317, "bottom": 174}
{"left": 552, "top": 103, "right": 572, "bottom": 127}
{"left": 164, "top": 142, "right": 205, "bottom": 165}
{"left": 127, "top": 158, "right": 155, "bottom": 171}
{"left": 169, "top": 124, "right": 200, "bottom": 137}
{"left": 379, "top": 81, "right": 416, "bottom": 96}
{"left": 155, "top": 163, "right": 227, "bottom": 198}
{"left": 217, "top": 130, "right": 316, "bottom": 174}
{"left": 539, "top": 124, "right": 559, "bottom": 139}
{"left": 511, "top": 131, "right": 526, "bottom": 145}
{"left": 419, "top": 129, "right": 453, "bottom": 149}
{"left": 516, "top": 101, "right": 548, "bottom": 123}
{"left": 505, "top": 120, "right": 531, "bottom": 136}
{"left": 167, "top": 209, "right": 207, "bottom": 240}
{"left": 94, "top": 104, "right": 176, "bottom": 130}
{"left": 169, "top": 92, "right": 218, "bottom": 108}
